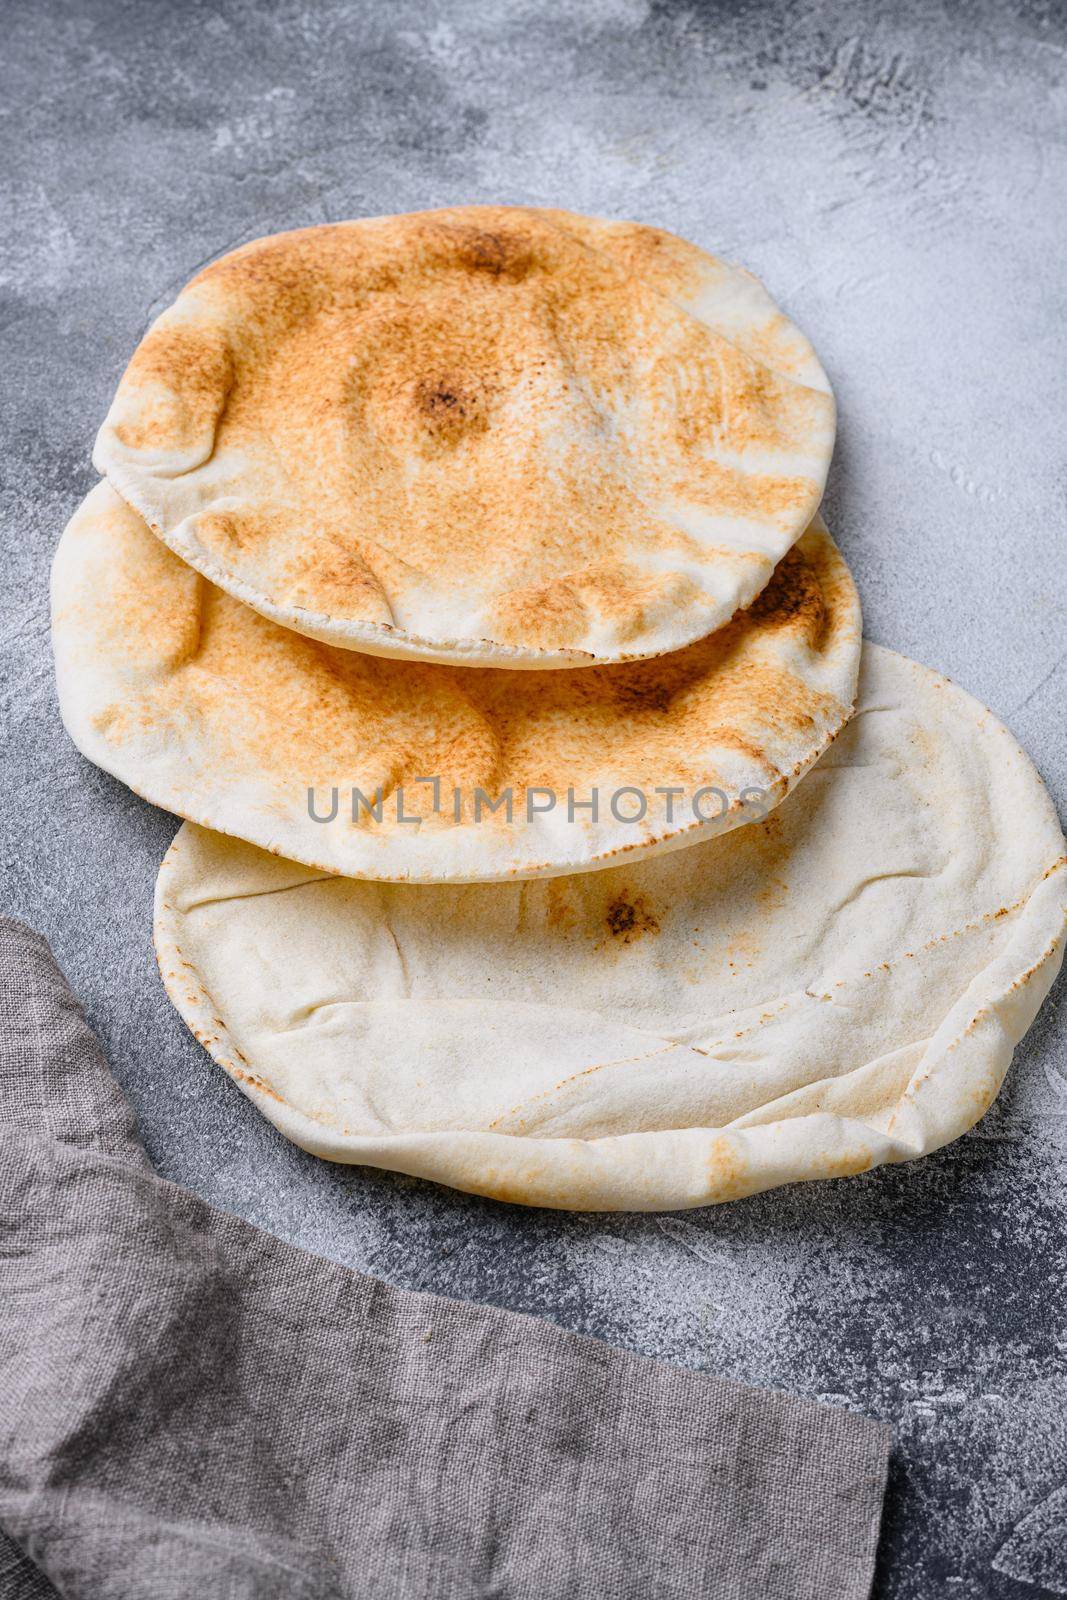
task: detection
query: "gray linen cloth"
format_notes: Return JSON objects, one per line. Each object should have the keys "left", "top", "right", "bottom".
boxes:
{"left": 0, "top": 916, "right": 890, "bottom": 1599}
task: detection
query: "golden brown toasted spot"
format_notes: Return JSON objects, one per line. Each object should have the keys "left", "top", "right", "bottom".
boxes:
{"left": 812, "top": 1149, "right": 874, "bottom": 1180}
{"left": 470, "top": 1166, "right": 560, "bottom": 1208}
{"left": 94, "top": 509, "right": 205, "bottom": 673}
{"left": 91, "top": 703, "right": 125, "bottom": 739}
{"left": 545, "top": 880, "right": 580, "bottom": 934}
{"left": 114, "top": 324, "right": 232, "bottom": 454}
{"left": 128, "top": 323, "right": 232, "bottom": 400}
{"left": 674, "top": 460, "right": 816, "bottom": 525}
{"left": 739, "top": 315, "right": 814, "bottom": 382}
{"left": 196, "top": 510, "right": 262, "bottom": 556}
{"left": 279, "top": 538, "right": 396, "bottom": 624}
{"left": 588, "top": 220, "right": 699, "bottom": 296}
{"left": 490, "top": 576, "right": 591, "bottom": 649}
{"left": 493, "top": 564, "right": 708, "bottom": 653}
{"left": 706, "top": 1136, "right": 748, "bottom": 1201}
{"left": 230, "top": 1064, "right": 285, "bottom": 1103}
{"left": 193, "top": 224, "right": 351, "bottom": 331}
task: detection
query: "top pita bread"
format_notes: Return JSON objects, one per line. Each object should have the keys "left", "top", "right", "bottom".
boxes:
{"left": 93, "top": 205, "right": 835, "bottom": 668}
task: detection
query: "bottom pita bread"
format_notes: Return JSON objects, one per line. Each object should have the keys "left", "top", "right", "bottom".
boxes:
{"left": 155, "top": 646, "right": 1066, "bottom": 1211}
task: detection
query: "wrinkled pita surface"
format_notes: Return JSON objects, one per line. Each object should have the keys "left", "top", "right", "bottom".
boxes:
{"left": 93, "top": 205, "right": 835, "bottom": 668}
{"left": 51, "top": 482, "right": 860, "bottom": 883}
{"left": 154, "top": 646, "right": 1067, "bottom": 1211}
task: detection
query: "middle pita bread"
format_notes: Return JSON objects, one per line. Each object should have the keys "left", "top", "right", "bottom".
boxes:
{"left": 51, "top": 481, "right": 860, "bottom": 884}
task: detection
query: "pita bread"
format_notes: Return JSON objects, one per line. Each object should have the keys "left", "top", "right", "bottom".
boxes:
{"left": 92, "top": 205, "right": 835, "bottom": 668}
{"left": 51, "top": 482, "right": 860, "bottom": 884}
{"left": 154, "top": 646, "right": 1067, "bottom": 1211}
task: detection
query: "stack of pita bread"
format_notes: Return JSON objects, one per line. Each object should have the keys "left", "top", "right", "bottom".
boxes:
{"left": 52, "top": 206, "right": 1065, "bottom": 1210}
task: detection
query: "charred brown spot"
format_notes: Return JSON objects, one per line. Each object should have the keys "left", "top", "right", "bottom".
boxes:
{"left": 462, "top": 230, "right": 511, "bottom": 274}
{"left": 608, "top": 671, "right": 676, "bottom": 715}
{"left": 604, "top": 892, "right": 660, "bottom": 944}
{"left": 414, "top": 374, "right": 489, "bottom": 446}
{"left": 745, "top": 546, "right": 827, "bottom": 646}
{"left": 447, "top": 225, "right": 534, "bottom": 280}
{"left": 416, "top": 376, "right": 473, "bottom": 419}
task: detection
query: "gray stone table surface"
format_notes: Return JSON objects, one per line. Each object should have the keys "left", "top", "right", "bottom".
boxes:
{"left": 2, "top": 1, "right": 1066, "bottom": 1595}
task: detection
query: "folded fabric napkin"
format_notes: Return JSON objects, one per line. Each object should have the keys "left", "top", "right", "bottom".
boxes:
{"left": 0, "top": 916, "right": 890, "bottom": 1599}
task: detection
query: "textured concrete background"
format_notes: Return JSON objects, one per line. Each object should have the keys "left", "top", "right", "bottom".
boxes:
{"left": 2, "top": 1, "right": 1066, "bottom": 1594}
